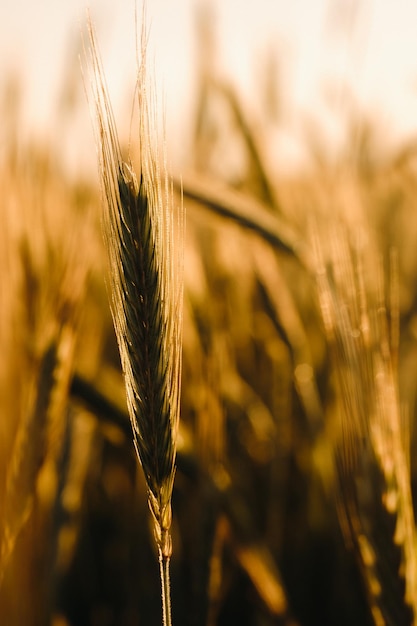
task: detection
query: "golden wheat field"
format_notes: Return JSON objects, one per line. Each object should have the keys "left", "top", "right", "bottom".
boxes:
{"left": 2, "top": 3, "right": 417, "bottom": 625}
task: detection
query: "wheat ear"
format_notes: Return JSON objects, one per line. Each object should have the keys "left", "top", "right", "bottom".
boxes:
{"left": 314, "top": 225, "right": 417, "bottom": 625}
{"left": 87, "top": 18, "right": 183, "bottom": 626}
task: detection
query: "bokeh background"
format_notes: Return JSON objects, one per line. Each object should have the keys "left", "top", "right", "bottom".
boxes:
{"left": 2, "top": 0, "right": 417, "bottom": 174}
{"left": 2, "top": 1, "right": 417, "bottom": 625}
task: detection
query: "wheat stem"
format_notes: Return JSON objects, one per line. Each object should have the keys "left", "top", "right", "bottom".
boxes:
{"left": 159, "top": 549, "right": 172, "bottom": 626}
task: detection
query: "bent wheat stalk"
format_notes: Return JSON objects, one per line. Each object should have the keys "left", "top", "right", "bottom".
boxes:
{"left": 87, "top": 18, "right": 184, "bottom": 626}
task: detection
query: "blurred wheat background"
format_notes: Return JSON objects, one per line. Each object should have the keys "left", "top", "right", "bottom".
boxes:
{"left": 2, "top": 1, "right": 417, "bottom": 625}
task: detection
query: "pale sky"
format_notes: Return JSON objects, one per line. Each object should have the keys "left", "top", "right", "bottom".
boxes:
{"left": 1, "top": 0, "right": 417, "bottom": 175}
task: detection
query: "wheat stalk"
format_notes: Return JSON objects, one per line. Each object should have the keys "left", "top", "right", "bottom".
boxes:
{"left": 86, "top": 16, "right": 183, "bottom": 626}
{"left": 0, "top": 342, "right": 57, "bottom": 588}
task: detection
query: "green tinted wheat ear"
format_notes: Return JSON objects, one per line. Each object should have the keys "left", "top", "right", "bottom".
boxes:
{"left": 87, "top": 19, "right": 184, "bottom": 626}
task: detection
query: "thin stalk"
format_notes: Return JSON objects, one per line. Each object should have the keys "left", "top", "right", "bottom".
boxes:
{"left": 159, "top": 547, "right": 172, "bottom": 626}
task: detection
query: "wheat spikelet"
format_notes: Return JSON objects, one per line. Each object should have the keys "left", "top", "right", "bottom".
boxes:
{"left": 87, "top": 15, "right": 183, "bottom": 625}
